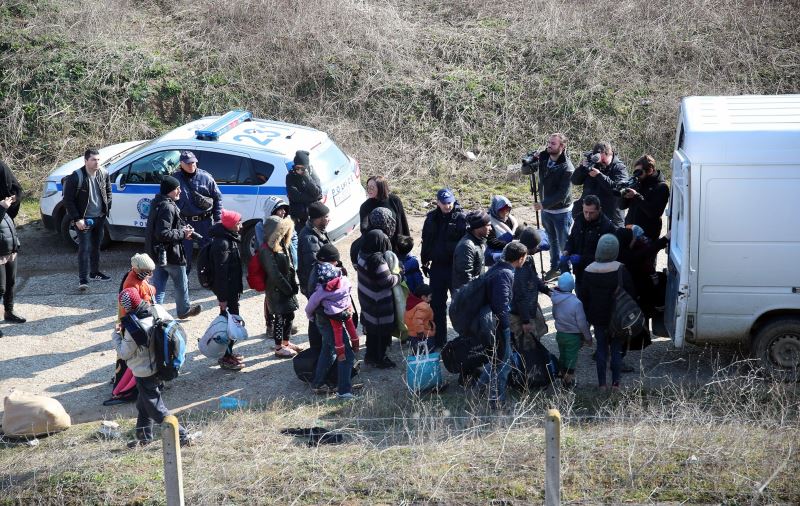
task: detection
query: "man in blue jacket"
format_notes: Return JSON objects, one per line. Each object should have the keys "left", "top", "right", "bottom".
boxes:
{"left": 420, "top": 188, "right": 466, "bottom": 349}
{"left": 172, "top": 151, "right": 223, "bottom": 272}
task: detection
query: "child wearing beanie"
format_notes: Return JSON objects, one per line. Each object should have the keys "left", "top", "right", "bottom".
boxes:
{"left": 550, "top": 272, "right": 592, "bottom": 388}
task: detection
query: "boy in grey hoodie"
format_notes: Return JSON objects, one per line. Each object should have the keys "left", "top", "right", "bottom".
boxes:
{"left": 550, "top": 272, "right": 592, "bottom": 387}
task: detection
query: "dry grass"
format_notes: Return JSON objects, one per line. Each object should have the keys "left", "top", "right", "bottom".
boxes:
{"left": 1, "top": 0, "right": 798, "bottom": 200}
{"left": 2, "top": 369, "right": 798, "bottom": 504}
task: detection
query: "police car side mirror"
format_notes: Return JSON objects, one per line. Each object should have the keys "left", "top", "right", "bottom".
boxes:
{"left": 115, "top": 171, "right": 126, "bottom": 189}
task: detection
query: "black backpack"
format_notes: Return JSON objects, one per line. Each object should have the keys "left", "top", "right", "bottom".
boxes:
{"left": 441, "top": 335, "right": 489, "bottom": 375}
{"left": 196, "top": 243, "right": 214, "bottom": 289}
{"left": 150, "top": 319, "right": 187, "bottom": 381}
{"left": 448, "top": 274, "right": 488, "bottom": 336}
{"left": 608, "top": 268, "right": 645, "bottom": 340}
{"left": 509, "top": 340, "right": 559, "bottom": 390}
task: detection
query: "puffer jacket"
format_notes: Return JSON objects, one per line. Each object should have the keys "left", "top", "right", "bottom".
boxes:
{"left": 259, "top": 217, "right": 299, "bottom": 314}
{"left": 144, "top": 193, "right": 186, "bottom": 266}
{"left": 577, "top": 261, "right": 636, "bottom": 327}
{"left": 452, "top": 232, "right": 486, "bottom": 291}
{"left": 257, "top": 196, "right": 298, "bottom": 267}
{"left": 511, "top": 256, "right": 550, "bottom": 324}
{"left": 208, "top": 223, "right": 243, "bottom": 304}
{"left": 305, "top": 274, "right": 353, "bottom": 318}
{"left": 297, "top": 223, "right": 330, "bottom": 296}
{"left": 484, "top": 260, "right": 515, "bottom": 333}
{"left": 404, "top": 293, "right": 435, "bottom": 338}
{"left": 571, "top": 155, "right": 628, "bottom": 226}
{"left": 550, "top": 289, "right": 592, "bottom": 341}
{"left": 112, "top": 304, "right": 173, "bottom": 378}
{"left": 0, "top": 205, "right": 20, "bottom": 256}
{"left": 620, "top": 170, "right": 670, "bottom": 240}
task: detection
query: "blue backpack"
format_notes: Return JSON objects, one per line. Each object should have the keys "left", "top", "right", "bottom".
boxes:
{"left": 151, "top": 319, "right": 187, "bottom": 381}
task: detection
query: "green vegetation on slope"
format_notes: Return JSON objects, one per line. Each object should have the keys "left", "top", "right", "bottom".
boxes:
{"left": 1, "top": 0, "right": 798, "bottom": 199}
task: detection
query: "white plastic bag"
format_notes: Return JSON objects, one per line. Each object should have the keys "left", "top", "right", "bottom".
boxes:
{"left": 198, "top": 314, "right": 229, "bottom": 359}
{"left": 227, "top": 311, "right": 249, "bottom": 342}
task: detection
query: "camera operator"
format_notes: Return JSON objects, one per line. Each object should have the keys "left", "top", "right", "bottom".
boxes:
{"left": 527, "top": 133, "right": 575, "bottom": 280}
{"left": 619, "top": 155, "right": 669, "bottom": 242}
{"left": 571, "top": 141, "right": 628, "bottom": 227}
{"left": 145, "top": 176, "right": 202, "bottom": 320}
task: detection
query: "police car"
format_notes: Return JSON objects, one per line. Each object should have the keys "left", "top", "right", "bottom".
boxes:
{"left": 40, "top": 110, "right": 366, "bottom": 258}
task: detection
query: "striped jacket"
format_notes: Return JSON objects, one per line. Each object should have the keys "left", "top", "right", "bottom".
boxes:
{"left": 356, "top": 253, "right": 400, "bottom": 330}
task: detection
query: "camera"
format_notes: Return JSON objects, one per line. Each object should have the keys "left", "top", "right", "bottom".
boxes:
{"left": 583, "top": 152, "right": 602, "bottom": 170}
{"left": 520, "top": 151, "right": 539, "bottom": 175}
{"left": 614, "top": 169, "right": 644, "bottom": 200}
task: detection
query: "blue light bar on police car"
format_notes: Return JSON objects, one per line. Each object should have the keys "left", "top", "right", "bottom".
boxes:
{"left": 195, "top": 110, "right": 252, "bottom": 140}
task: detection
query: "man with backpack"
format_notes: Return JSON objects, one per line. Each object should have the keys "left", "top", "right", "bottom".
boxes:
{"left": 62, "top": 148, "right": 112, "bottom": 291}
{"left": 145, "top": 176, "right": 202, "bottom": 320}
{"left": 452, "top": 210, "right": 490, "bottom": 291}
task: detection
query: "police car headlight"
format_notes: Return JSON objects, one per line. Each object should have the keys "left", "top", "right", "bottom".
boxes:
{"left": 43, "top": 180, "right": 58, "bottom": 198}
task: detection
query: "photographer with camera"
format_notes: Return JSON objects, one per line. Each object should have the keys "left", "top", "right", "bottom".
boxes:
{"left": 525, "top": 133, "right": 575, "bottom": 280}
{"left": 619, "top": 155, "right": 669, "bottom": 241}
{"left": 145, "top": 176, "right": 202, "bottom": 320}
{"left": 571, "top": 141, "right": 628, "bottom": 227}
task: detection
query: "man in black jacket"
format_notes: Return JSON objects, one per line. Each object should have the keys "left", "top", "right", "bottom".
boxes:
{"left": 562, "top": 195, "right": 616, "bottom": 286}
{"left": 145, "top": 176, "right": 202, "bottom": 319}
{"left": 285, "top": 150, "right": 322, "bottom": 229}
{"left": 571, "top": 141, "right": 628, "bottom": 227}
{"left": 452, "top": 210, "right": 490, "bottom": 291}
{"left": 531, "top": 133, "right": 575, "bottom": 280}
{"left": 421, "top": 188, "right": 467, "bottom": 349}
{"left": 298, "top": 202, "right": 331, "bottom": 349}
{"left": 619, "top": 154, "right": 670, "bottom": 242}
{"left": 62, "top": 149, "right": 112, "bottom": 290}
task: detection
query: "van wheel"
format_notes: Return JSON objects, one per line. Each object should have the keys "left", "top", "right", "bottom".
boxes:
{"left": 59, "top": 214, "right": 112, "bottom": 250}
{"left": 241, "top": 225, "right": 258, "bottom": 265}
{"left": 752, "top": 318, "right": 800, "bottom": 381}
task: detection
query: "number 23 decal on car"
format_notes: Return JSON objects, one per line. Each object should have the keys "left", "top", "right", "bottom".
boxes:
{"left": 232, "top": 128, "right": 281, "bottom": 146}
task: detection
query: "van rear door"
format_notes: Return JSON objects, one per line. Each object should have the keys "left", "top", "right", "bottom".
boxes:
{"left": 665, "top": 149, "right": 691, "bottom": 347}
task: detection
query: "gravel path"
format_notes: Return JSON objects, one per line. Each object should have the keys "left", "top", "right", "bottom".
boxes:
{"left": 0, "top": 208, "right": 741, "bottom": 424}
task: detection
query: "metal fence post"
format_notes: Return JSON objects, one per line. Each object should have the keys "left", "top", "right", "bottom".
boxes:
{"left": 162, "top": 415, "right": 185, "bottom": 506}
{"left": 545, "top": 408, "right": 561, "bottom": 506}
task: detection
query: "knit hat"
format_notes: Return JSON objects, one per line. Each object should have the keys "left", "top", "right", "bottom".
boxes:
{"left": 466, "top": 210, "right": 490, "bottom": 229}
{"left": 293, "top": 150, "right": 310, "bottom": 168}
{"left": 316, "top": 244, "right": 340, "bottom": 263}
{"left": 595, "top": 233, "right": 619, "bottom": 262}
{"left": 160, "top": 175, "right": 180, "bottom": 195}
{"left": 631, "top": 224, "right": 645, "bottom": 240}
{"left": 436, "top": 188, "right": 455, "bottom": 204}
{"left": 368, "top": 207, "right": 396, "bottom": 238}
{"left": 130, "top": 253, "right": 155, "bottom": 272}
{"left": 557, "top": 272, "right": 575, "bottom": 292}
{"left": 317, "top": 262, "right": 340, "bottom": 284}
{"left": 220, "top": 209, "right": 241, "bottom": 231}
{"left": 518, "top": 226, "right": 542, "bottom": 252}
{"left": 308, "top": 201, "right": 329, "bottom": 220}
{"left": 118, "top": 287, "right": 142, "bottom": 314}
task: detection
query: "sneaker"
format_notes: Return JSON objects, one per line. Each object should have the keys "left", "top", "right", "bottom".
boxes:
{"left": 312, "top": 384, "right": 333, "bottom": 395}
{"left": 4, "top": 312, "right": 25, "bottom": 324}
{"left": 126, "top": 438, "right": 152, "bottom": 449}
{"left": 89, "top": 272, "right": 112, "bottom": 281}
{"left": 180, "top": 431, "right": 202, "bottom": 447}
{"left": 544, "top": 268, "right": 560, "bottom": 281}
{"left": 231, "top": 353, "right": 245, "bottom": 363}
{"left": 351, "top": 382, "right": 365, "bottom": 391}
{"left": 218, "top": 356, "right": 244, "bottom": 371}
{"left": 283, "top": 342, "right": 302, "bottom": 353}
{"left": 336, "top": 393, "right": 357, "bottom": 400}
{"left": 274, "top": 346, "right": 297, "bottom": 358}
{"left": 177, "top": 304, "right": 202, "bottom": 319}
{"left": 78, "top": 280, "right": 89, "bottom": 291}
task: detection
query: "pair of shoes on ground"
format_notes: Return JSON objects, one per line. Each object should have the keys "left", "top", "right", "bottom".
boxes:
{"left": 312, "top": 383, "right": 364, "bottom": 395}
{"left": 218, "top": 355, "right": 244, "bottom": 371}
{"left": 177, "top": 304, "right": 202, "bottom": 320}
{"left": 4, "top": 312, "right": 25, "bottom": 324}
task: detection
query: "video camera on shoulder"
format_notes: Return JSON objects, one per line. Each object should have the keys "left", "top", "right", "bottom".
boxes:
{"left": 520, "top": 151, "right": 540, "bottom": 175}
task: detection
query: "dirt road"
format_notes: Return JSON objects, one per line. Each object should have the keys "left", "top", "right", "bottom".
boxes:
{"left": 0, "top": 208, "right": 740, "bottom": 424}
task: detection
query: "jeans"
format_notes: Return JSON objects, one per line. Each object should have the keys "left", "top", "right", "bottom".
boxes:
{"left": 429, "top": 263, "right": 454, "bottom": 348}
{"left": 152, "top": 263, "right": 190, "bottom": 316}
{"left": 541, "top": 211, "right": 572, "bottom": 271}
{"left": 478, "top": 326, "right": 512, "bottom": 403}
{"left": 594, "top": 326, "right": 622, "bottom": 386}
{"left": 312, "top": 315, "right": 355, "bottom": 395}
{"left": 76, "top": 215, "right": 105, "bottom": 281}
{"left": 182, "top": 218, "right": 211, "bottom": 273}
{"left": 135, "top": 375, "right": 187, "bottom": 442}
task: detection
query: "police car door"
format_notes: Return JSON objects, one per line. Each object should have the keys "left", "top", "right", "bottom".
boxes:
{"left": 192, "top": 149, "right": 257, "bottom": 221}
{"left": 110, "top": 149, "right": 180, "bottom": 239}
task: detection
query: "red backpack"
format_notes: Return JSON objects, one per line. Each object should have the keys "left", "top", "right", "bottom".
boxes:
{"left": 247, "top": 246, "right": 267, "bottom": 292}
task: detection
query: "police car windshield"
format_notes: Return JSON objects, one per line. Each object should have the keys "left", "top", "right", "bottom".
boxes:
{"left": 311, "top": 142, "right": 350, "bottom": 184}
{"left": 102, "top": 139, "right": 156, "bottom": 168}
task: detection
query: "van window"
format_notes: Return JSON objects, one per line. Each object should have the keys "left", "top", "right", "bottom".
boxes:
{"left": 311, "top": 142, "right": 349, "bottom": 184}
{"left": 195, "top": 151, "right": 251, "bottom": 185}
{"left": 122, "top": 150, "right": 180, "bottom": 184}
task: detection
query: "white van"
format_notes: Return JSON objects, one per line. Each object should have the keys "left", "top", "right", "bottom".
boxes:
{"left": 666, "top": 95, "right": 800, "bottom": 378}
{"left": 39, "top": 111, "right": 366, "bottom": 259}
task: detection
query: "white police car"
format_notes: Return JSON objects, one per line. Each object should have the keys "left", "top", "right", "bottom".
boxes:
{"left": 40, "top": 110, "right": 366, "bottom": 258}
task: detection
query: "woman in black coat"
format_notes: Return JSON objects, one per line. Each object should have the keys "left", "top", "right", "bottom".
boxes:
{"left": 209, "top": 209, "right": 245, "bottom": 370}
{"left": 0, "top": 161, "right": 24, "bottom": 332}
{"left": 359, "top": 176, "right": 410, "bottom": 251}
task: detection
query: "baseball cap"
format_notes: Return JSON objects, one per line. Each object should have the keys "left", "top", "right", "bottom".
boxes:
{"left": 436, "top": 188, "right": 455, "bottom": 204}
{"left": 179, "top": 150, "right": 198, "bottom": 164}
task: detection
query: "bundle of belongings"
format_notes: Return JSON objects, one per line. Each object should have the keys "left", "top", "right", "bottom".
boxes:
{"left": 2, "top": 391, "right": 71, "bottom": 438}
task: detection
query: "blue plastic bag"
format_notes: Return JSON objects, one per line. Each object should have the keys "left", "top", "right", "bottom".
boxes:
{"left": 406, "top": 347, "right": 443, "bottom": 393}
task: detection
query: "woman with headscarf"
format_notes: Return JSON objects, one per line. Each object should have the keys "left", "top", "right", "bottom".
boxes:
{"left": 0, "top": 161, "right": 24, "bottom": 332}
{"left": 356, "top": 229, "right": 401, "bottom": 368}
{"left": 359, "top": 175, "right": 410, "bottom": 250}
{"left": 485, "top": 195, "right": 519, "bottom": 266}
{"left": 349, "top": 206, "right": 398, "bottom": 265}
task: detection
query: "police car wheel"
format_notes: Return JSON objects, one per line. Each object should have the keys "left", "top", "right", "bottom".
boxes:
{"left": 59, "top": 213, "right": 113, "bottom": 250}
{"left": 241, "top": 225, "right": 258, "bottom": 265}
